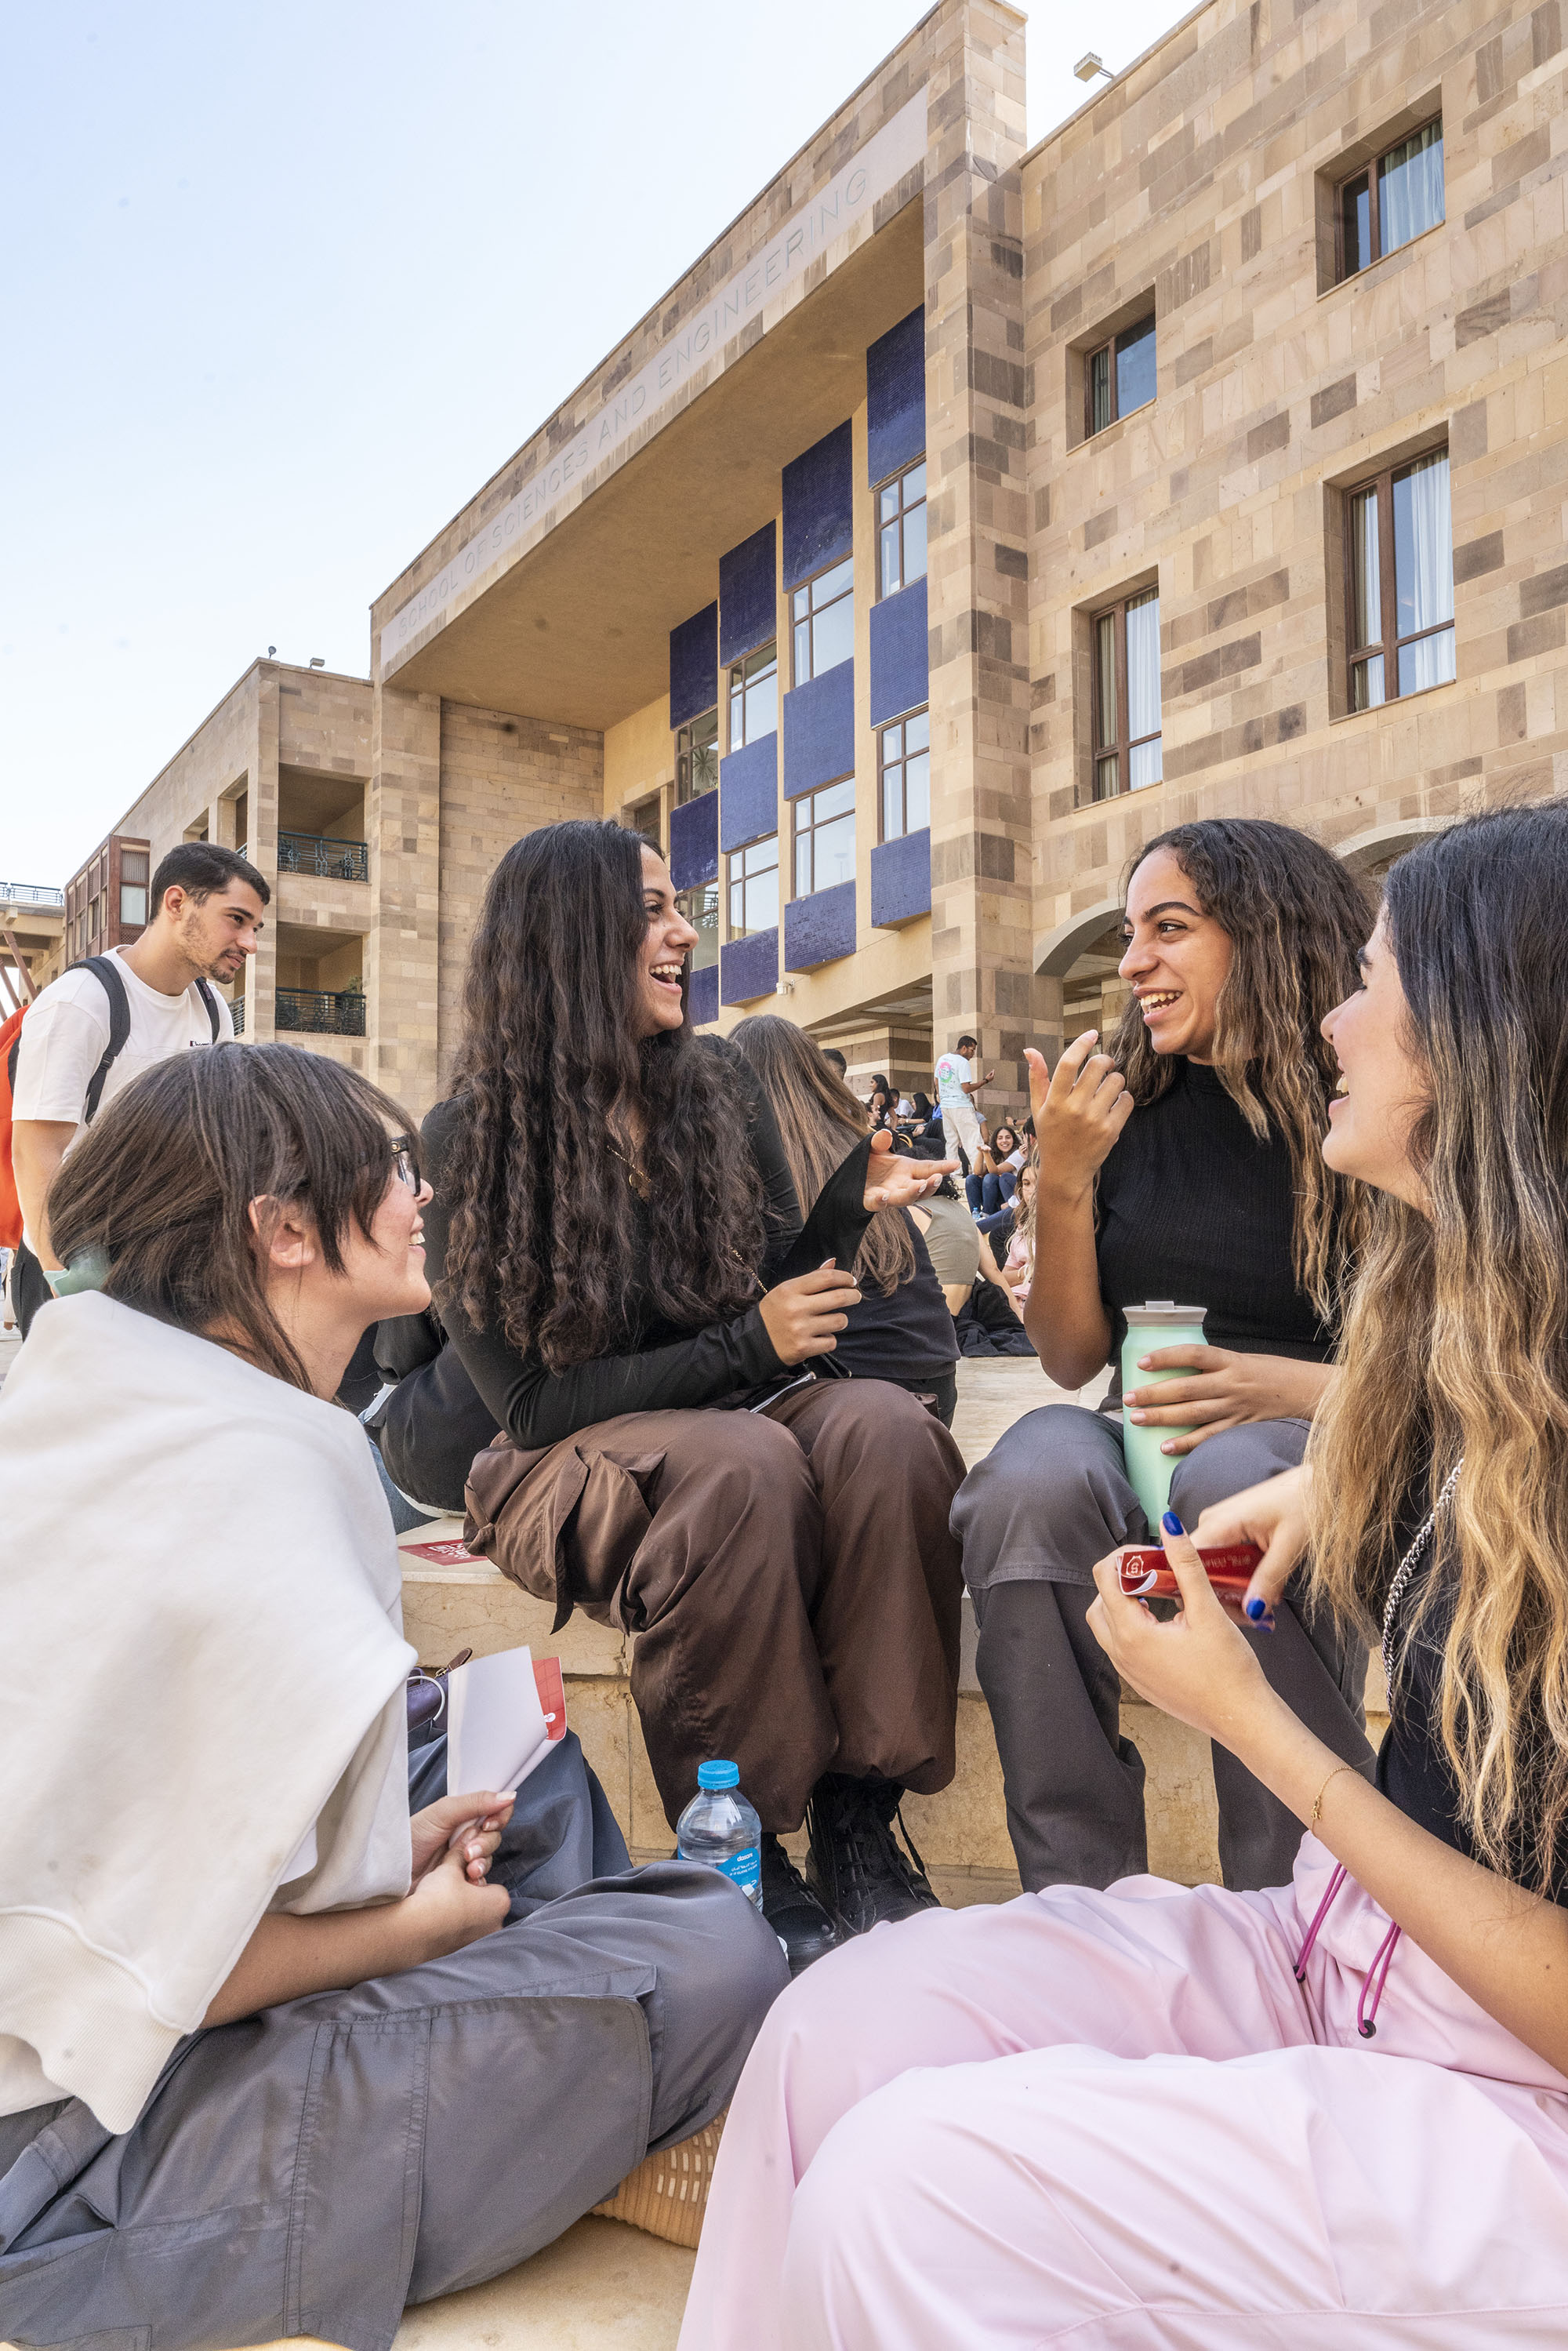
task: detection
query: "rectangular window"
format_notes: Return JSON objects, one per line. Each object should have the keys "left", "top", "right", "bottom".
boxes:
{"left": 877, "top": 461, "right": 927, "bottom": 598}
{"left": 880, "top": 710, "right": 931, "bottom": 840}
{"left": 728, "top": 834, "right": 779, "bottom": 938}
{"left": 1086, "top": 314, "right": 1156, "bottom": 437}
{"left": 677, "top": 883, "right": 720, "bottom": 971}
{"left": 675, "top": 708, "right": 719, "bottom": 803}
{"left": 793, "top": 778, "right": 857, "bottom": 897}
{"left": 1346, "top": 448, "right": 1454, "bottom": 710}
{"left": 1338, "top": 118, "right": 1443, "bottom": 280}
{"left": 791, "top": 556, "right": 855, "bottom": 684}
{"left": 1090, "top": 587, "right": 1163, "bottom": 801}
{"left": 626, "top": 794, "right": 662, "bottom": 852}
{"left": 119, "top": 885, "right": 147, "bottom": 927}
{"left": 727, "top": 641, "right": 778, "bottom": 748}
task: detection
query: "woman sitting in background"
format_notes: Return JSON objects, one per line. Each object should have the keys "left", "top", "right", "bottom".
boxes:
{"left": 731, "top": 1015, "right": 960, "bottom": 1427}
{"left": 975, "top": 1120, "right": 1024, "bottom": 1216}
{"left": 997, "top": 1154, "right": 1036, "bottom": 1311}
{"left": 681, "top": 803, "right": 1568, "bottom": 2351}
{"left": 0, "top": 1045, "right": 782, "bottom": 2351}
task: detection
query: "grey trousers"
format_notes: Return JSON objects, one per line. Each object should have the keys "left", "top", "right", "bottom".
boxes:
{"left": 953, "top": 1406, "right": 1372, "bottom": 1895}
{"left": 0, "top": 1732, "right": 786, "bottom": 2351}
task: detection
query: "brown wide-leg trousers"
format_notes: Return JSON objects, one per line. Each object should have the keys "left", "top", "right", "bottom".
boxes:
{"left": 466, "top": 1379, "right": 966, "bottom": 1835}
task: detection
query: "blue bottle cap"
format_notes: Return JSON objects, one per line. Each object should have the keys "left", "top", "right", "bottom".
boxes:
{"left": 696, "top": 1760, "right": 740, "bottom": 1790}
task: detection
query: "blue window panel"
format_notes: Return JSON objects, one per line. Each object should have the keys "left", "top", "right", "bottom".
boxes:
{"left": 719, "top": 521, "right": 776, "bottom": 666}
{"left": 720, "top": 926, "right": 779, "bottom": 1006}
{"left": 869, "top": 577, "right": 929, "bottom": 729}
{"left": 719, "top": 733, "right": 778, "bottom": 852}
{"left": 782, "top": 421, "right": 853, "bottom": 590}
{"left": 670, "top": 602, "right": 718, "bottom": 730}
{"left": 785, "top": 878, "right": 857, "bottom": 972}
{"left": 687, "top": 961, "right": 720, "bottom": 1028}
{"left": 782, "top": 663, "right": 855, "bottom": 799}
{"left": 870, "top": 829, "right": 931, "bottom": 928}
{"left": 668, "top": 791, "right": 719, "bottom": 892}
{"left": 866, "top": 307, "right": 926, "bottom": 487}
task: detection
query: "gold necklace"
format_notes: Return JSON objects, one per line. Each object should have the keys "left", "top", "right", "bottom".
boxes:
{"left": 608, "top": 1138, "right": 650, "bottom": 1199}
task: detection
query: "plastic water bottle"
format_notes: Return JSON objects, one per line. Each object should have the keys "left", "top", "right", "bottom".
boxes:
{"left": 676, "top": 1761, "right": 763, "bottom": 1908}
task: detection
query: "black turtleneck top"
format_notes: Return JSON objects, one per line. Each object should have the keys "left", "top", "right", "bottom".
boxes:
{"left": 1092, "top": 1057, "right": 1336, "bottom": 1391}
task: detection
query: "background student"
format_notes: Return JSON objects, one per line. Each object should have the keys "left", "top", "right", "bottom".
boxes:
{"left": 956, "top": 818, "right": 1374, "bottom": 1893}
{"left": 932, "top": 1030, "right": 992, "bottom": 1201}
{"left": 7, "top": 840, "right": 267, "bottom": 1335}
{"left": 731, "top": 1014, "right": 960, "bottom": 1426}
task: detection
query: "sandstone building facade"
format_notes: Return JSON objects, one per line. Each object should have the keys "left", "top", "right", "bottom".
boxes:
{"left": 65, "top": 0, "right": 1568, "bottom": 1117}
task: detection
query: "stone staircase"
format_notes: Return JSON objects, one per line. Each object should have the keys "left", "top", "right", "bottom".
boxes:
{"left": 0, "top": 1351, "right": 1381, "bottom": 2351}
{"left": 372, "top": 1357, "right": 1388, "bottom": 2351}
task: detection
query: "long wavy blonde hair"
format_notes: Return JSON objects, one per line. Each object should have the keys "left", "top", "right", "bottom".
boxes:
{"left": 1308, "top": 806, "right": 1568, "bottom": 1891}
{"left": 1112, "top": 819, "right": 1375, "bottom": 1319}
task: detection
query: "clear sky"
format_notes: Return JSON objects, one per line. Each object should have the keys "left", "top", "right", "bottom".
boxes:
{"left": 1, "top": 0, "right": 1187, "bottom": 885}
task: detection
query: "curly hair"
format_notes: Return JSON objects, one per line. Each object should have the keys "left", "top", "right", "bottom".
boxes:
{"left": 438, "top": 821, "right": 766, "bottom": 1370}
{"left": 1111, "top": 817, "right": 1375, "bottom": 1319}
{"left": 1308, "top": 805, "right": 1568, "bottom": 1892}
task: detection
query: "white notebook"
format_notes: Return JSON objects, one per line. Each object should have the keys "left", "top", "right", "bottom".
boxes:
{"left": 445, "top": 1644, "right": 562, "bottom": 1798}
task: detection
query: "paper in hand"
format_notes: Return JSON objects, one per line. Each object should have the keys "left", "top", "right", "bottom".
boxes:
{"left": 445, "top": 1646, "right": 566, "bottom": 1798}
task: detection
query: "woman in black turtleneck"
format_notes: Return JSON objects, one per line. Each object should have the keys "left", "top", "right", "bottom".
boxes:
{"left": 954, "top": 819, "right": 1374, "bottom": 1896}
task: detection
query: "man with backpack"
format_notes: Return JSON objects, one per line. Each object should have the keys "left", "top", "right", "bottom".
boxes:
{"left": 5, "top": 842, "right": 267, "bottom": 1335}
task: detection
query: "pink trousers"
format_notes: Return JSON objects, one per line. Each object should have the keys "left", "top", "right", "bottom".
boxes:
{"left": 679, "top": 1838, "right": 1568, "bottom": 2349}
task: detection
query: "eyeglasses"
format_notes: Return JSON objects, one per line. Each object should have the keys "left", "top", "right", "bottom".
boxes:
{"left": 389, "top": 1136, "right": 421, "bottom": 1191}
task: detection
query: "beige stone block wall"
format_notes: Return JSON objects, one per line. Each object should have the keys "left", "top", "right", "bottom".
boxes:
{"left": 924, "top": 0, "right": 1036, "bottom": 1121}
{"left": 1024, "top": 0, "right": 1568, "bottom": 1006}
{"left": 435, "top": 703, "right": 603, "bottom": 1097}
{"left": 366, "top": 686, "right": 442, "bottom": 1110}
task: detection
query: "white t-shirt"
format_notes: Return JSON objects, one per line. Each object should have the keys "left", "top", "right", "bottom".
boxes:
{"left": 934, "top": 1052, "right": 973, "bottom": 1111}
{"left": 12, "top": 948, "right": 233, "bottom": 1251}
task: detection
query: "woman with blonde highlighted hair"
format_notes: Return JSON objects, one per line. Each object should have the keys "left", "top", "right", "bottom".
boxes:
{"left": 681, "top": 802, "right": 1568, "bottom": 2351}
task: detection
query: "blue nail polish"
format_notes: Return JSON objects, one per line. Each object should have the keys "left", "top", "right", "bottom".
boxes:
{"left": 1161, "top": 1509, "right": 1184, "bottom": 1536}
{"left": 1244, "top": 1596, "right": 1266, "bottom": 1622}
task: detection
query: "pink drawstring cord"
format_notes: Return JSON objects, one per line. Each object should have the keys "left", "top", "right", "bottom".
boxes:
{"left": 1293, "top": 1862, "right": 1348, "bottom": 1982}
{"left": 1292, "top": 1861, "right": 1402, "bottom": 2037}
{"left": 1357, "top": 1919, "right": 1403, "bottom": 2038}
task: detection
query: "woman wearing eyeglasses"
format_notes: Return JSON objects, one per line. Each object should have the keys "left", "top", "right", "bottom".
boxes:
{"left": 0, "top": 1042, "right": 785, "bottom": 2351}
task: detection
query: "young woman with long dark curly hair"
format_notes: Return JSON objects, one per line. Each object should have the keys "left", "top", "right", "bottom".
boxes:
{"left": 417, "top": 820, "right": 967, "bottom": 1974}
{"left": 681, "top": 802, "right": 1568, "bottom": 2351}
{"left": 955, "top": 817, "right": 1376, "bottom": 1895}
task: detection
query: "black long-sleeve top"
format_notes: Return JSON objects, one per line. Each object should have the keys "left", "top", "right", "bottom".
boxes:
{"left": 419, "top": 1039, "right": 873, "bottom": 1451}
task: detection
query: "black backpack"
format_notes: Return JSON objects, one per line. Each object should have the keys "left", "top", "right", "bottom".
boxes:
{"left": 6, "top": 956, "right": 221, "bottom": 1124}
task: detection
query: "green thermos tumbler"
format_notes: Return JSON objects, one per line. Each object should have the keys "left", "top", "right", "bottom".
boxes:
{"left": 1121, "top": 1301, "right": 1208, "bottom": 1526}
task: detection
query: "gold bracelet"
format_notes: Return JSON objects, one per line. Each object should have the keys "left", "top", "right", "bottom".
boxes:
{"left": 1310, "top": 1762, "right": 1357, "bottom": 1830}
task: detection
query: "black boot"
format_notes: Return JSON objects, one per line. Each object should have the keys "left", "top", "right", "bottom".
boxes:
{"left": 806, "top": 1774, "right": 941, "bottom": 1936}
{"left": 760, "top": 1833, "right": 842, "bottom": 1974}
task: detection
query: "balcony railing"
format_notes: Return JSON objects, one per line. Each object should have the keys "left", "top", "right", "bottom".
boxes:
{"left": 235, "top": 836, "right": 369, "bottom": 882}
{"left": 0, "top": 881, "right": 64, "bottom": 907}
{"left": 280, "top": 831, "right": 368, "bottom": 881}
{"left": 276, "top": 988, "right": 366, "bottom": 1037}
{"left": 232, "top": 996, "right": 245, "bottom": 1036}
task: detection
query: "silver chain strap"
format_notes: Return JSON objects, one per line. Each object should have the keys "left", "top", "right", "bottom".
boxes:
{"left": 1381, "top": 1458, "right": 1464, "bottom": 1688}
